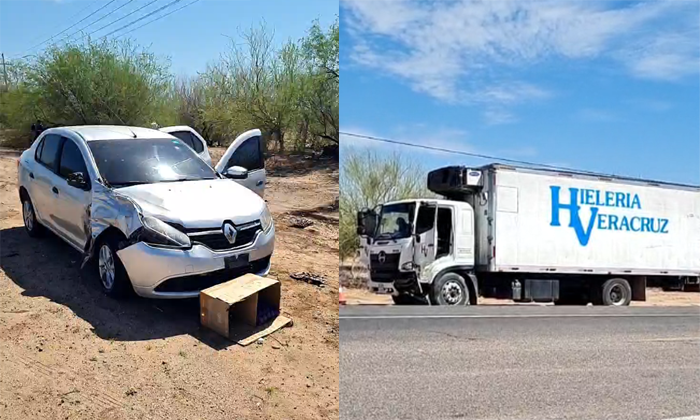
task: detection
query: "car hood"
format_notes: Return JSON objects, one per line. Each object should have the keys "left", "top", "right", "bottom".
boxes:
{"left": 115, "top": 179, "right": 266, "bottom": 228}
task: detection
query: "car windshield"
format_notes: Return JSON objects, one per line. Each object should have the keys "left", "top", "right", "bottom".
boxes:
{"left": 376, "top": 202, "right": 415, "bottom": 239}
{"left": 88, "top": 138, "right": 217, "bottom": 187}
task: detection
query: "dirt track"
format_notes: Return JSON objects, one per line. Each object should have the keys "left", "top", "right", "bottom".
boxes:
{"left": 0, "top": 150, "right": 339, "bottom": 420}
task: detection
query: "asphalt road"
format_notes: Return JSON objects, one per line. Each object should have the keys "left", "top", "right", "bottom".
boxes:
{"left": 340, "top": 306, "right": 700, "bottom": 420}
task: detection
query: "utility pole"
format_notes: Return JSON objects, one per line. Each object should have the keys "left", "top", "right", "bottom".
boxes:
{"left": 1, "top": 53, "right": 7, "bottom": 91}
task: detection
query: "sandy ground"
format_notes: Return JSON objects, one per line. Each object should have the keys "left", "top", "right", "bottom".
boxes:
{"left": 0, "top": 148, "right": 339, "bottom": 420}
{"left": 343, "top": 287, "right": 700, "bottom": 306}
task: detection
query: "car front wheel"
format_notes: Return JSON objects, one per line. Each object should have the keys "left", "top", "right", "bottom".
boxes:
{"left": 97, "top": 238, "right": 132, "bottom": 299}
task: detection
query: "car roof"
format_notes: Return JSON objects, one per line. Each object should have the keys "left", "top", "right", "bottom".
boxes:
{"left": 49, "top": 125, "right": 174, "bottom": 142}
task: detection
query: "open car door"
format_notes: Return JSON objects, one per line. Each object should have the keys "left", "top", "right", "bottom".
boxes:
{"left": 159, "top": 126, "right": 212, "bottom": 166}
{"left": 413, "top": 201, "right": 437, "bottom": 275}
{"left": 215, "top": 129, "right": 265, "bottom": 197}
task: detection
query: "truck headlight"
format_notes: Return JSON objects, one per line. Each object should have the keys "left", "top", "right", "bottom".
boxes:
{"left": 401, "top": 262, "right": 414, "bottom": 270}
{"left": 139, "top": 215, "right": 191, "bottom": 248}
{"left": 260, "top": 206, "right": 273, "bottom": 232}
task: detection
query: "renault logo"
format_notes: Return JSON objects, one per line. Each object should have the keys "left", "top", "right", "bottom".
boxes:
{"left": 378, "top": 251, "right": 386, "bottom": 263}
{"left": 223, "top": 222, "right": 237, "bottom": 244}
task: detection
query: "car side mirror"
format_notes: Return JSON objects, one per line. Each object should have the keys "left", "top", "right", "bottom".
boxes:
{"left": 225, "top": 166, "right": 248, "bottom": 180}
{"left": 67, "top": 172, "right": 89, "bottom": 190}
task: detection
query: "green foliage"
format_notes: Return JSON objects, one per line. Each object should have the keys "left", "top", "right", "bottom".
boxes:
{"left": 0, "top": 19, "right": 339, "bottom": 154}
{"left": 339, "top": 148, "right": 432, "bottom": 259}
{"left": 1, "top": 39, "right": 173, "bottom": 139}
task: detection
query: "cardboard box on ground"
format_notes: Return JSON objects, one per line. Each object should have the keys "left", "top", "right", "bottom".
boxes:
{"left": 200, "top": 274, "right": 292, "bottom": 346}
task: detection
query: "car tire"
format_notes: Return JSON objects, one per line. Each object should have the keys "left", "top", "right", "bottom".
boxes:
{"left": 600, "top": 278, "right": 632, "bottom": 306}
{"left": 430, "top": 273, "right": 469, "bottom": 306}
{"left": 21, "top": 196, "right": 44, "bottom": 237}
{"left": 97, "top": 236, "right": 132, "bottom": 299}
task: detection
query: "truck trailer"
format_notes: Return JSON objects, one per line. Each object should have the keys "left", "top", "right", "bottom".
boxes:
{"left": 356, "top": 164, "right": 700, "bottom": 306}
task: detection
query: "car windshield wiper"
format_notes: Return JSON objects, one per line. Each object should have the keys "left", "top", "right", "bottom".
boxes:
{"left": 110, "top": 181, "right": 151, "bottom": 187}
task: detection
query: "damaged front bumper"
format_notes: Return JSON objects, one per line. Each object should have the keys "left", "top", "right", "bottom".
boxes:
{"left": 117, "top": 225, "right": 274, "bottom": 299}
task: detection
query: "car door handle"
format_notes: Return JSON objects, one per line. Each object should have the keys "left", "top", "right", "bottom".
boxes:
{"left": 52, "top": 186, "right": 59, "bottom": 195}
{"left": 29, "top": 172, "right": 34, "bottom": 179}
{"left": 256, "top": 180, "right": 264, "bottom": 186}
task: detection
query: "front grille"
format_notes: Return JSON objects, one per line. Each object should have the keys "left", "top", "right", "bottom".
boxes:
{"left": 369, "top": 253, "right": 401, "bottom": 283}
{"left": 186, "top": 221, "right": 262, "bottom": 251}
{"left": 155, "top": 256, "right": 271, "bottom": 293}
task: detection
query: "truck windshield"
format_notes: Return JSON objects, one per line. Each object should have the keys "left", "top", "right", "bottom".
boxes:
{"left": 376, "top": 203, "right": 415, "bottom": 239}
{"left": 88, "top": 138, "right": 217, "bottom": 187}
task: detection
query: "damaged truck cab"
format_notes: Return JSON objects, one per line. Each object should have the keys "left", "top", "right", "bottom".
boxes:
{"left": 18, "top": 125, "right": 274, "bottom": 299}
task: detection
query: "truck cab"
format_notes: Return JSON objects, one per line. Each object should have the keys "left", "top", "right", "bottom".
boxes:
{"left": 358, "top": 198, "right": 477, "bottom": 305}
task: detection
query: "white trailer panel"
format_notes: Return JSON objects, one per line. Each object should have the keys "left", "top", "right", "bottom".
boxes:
{"left": 484, "top": 166, "right": 700, "bottom": 276}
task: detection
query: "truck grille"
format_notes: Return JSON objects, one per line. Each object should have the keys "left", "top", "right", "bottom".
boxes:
{"left": 185, "top": 221, "right": 262, "bottom": 251}
{"left": 154, "top": 256, "right": 270, "bottom": 293}
{"left": 369, "top": 253, "right": 400, "bottom": 283}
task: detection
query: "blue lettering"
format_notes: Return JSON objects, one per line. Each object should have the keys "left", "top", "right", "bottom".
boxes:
{"left": 650, "top": 218, "right": 660, "bottom": 233}
{"left": 630, "top": 217, "right": 641, "bottom": 232}
{"left": 631, "top": 194, "right": 641, "bottom": 209}
{"left": 615, "top": 193, "right": 625, "bottom": 208}
{"left": 551, "top": 186, "right": 666, "bottom": 245}
{"left": 608, "top": 214, "right": 619, "bottom": 230}
{"left": 550, "top": 186, "right": 598, "bottom": 246}
{"left": 597, "top": 214, "right": 608, "bottom": 230}
{"left": 619, "top": 216, "right": 630, "bottom": 231}
{"left": 605, "top": 191, "right": 614, "bottom": 207}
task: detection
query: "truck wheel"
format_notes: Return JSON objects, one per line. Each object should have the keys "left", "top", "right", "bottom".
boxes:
{"left": 431, "top": 273, "right": 469, "bottom": 306}
{"left": 600, "top": 278, "right": 632, "bottom": 306}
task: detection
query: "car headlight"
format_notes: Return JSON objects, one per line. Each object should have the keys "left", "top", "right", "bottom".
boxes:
{"left": 260, "top": 206, "right": 273, "bottom": 232}
{"left": 139, "top": 215, "right": 191, "bottom": 248}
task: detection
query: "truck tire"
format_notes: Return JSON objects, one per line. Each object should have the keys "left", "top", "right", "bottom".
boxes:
{"left": 600, "top": 278, "right": 632, "bottom": 306}
{"left": 430, "top": 273, "right": 469, "bottom": 306}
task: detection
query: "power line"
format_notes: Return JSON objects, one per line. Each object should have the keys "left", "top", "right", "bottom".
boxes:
{"left": 13, "top": 0, "right": 119, "bottom": 58}
{"left": 113, "top": 0, "right": 201, "bottom": 39}
{"left": 99, "top": 0, "right": 186, "bottom": 39}
{"left": 79, "top": 0, "right": 162, "bottom": 40}
{"left": 339, "top": 131, "right": 616, "bottom": 177}
{"left": 23, "top": 0, "right": 101, "bottom": 46}
{"left": 58, "top": 0, "right": 136, "bottom": 44}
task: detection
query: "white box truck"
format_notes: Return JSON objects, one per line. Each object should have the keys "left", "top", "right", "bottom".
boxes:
{"left": 356, "top": 164, "right": 700, "bottom": 306}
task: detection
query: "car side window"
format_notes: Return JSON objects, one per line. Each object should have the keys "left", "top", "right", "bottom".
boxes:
{"left": 226, "top": 135, "right": 263, "bottom": 171}
{"left": 58, "top": 138, "right": 89, "bottom": 179}
{"left": 188, "top": 132, "right": 204, "bottom": 153}
{"left": 171, "top": 131, "right": 197, "bottom": 152}
{"left": 34, "top": 137, "right": 45, "bottom": 162}
{"left": 37, "top": 134, "right": 62, "bottom": 171}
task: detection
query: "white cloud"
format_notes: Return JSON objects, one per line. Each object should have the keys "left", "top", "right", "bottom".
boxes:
{"left": 342, "top": 0, "right": 699, "bottom": 121}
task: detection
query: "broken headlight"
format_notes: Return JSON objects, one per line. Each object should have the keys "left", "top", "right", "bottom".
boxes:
{"left": 139, "top": 215, "right": 191, "bottom": 248}
{"left": 260, "top": 206, "right": 273, "bottom": 232}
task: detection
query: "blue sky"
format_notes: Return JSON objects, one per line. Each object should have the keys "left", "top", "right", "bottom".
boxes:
{"left": 0, "top": 0, "right": 337, "bottom": 76}
{"left": 340, "top": 0, "right": 700, "bottom": 186}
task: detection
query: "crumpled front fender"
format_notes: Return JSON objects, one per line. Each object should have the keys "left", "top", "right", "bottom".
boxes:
{"left": 81, "top": 184, "right": 143, "bottom": 268}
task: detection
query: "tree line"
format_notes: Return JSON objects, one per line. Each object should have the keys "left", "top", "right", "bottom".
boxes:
{"left": 0, "top": 18, "right": 338, "bottom": 154}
